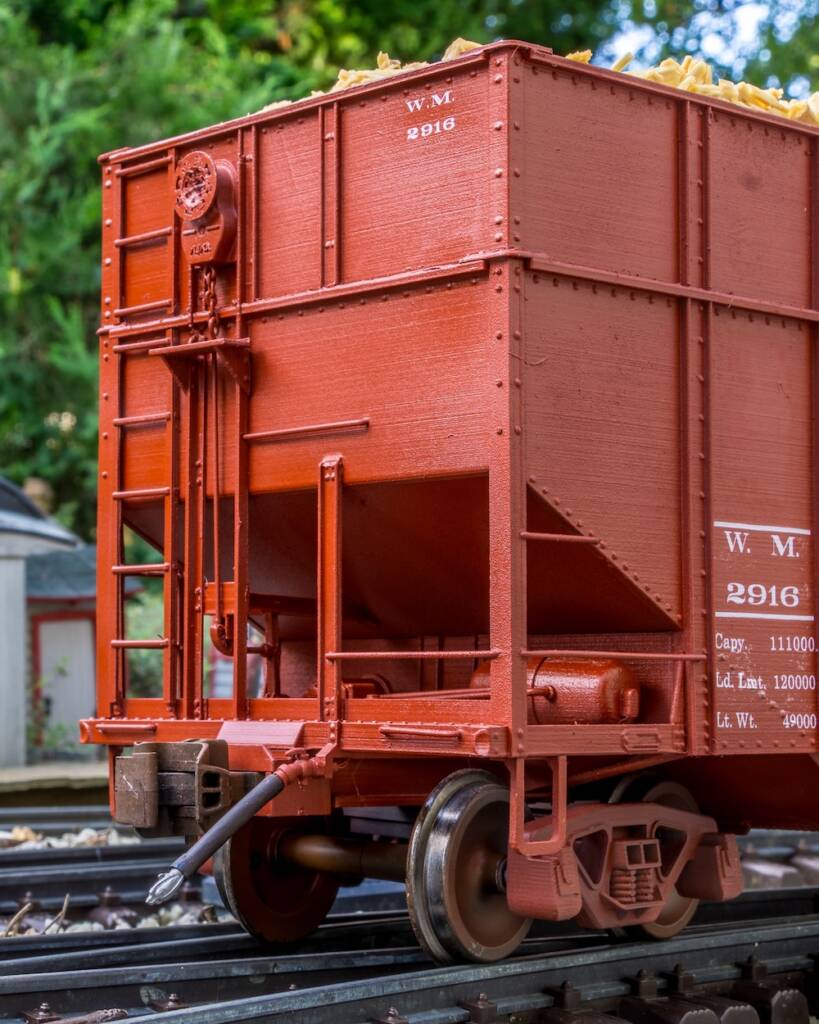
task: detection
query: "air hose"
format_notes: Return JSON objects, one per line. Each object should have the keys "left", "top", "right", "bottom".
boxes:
{"left": 146, "top": 756, "right": 316, "bottom": 905}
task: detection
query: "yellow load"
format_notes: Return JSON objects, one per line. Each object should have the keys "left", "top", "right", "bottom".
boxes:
{"left": 263, "top": 37, "right": 818, "bottom": 128}
{"left": 571, "top": 49, "right": 818, "bottom": 126}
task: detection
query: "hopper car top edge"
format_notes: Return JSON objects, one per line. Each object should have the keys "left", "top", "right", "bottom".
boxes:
{"left": 99, "top": 38, "right": 819, "bottom": 169}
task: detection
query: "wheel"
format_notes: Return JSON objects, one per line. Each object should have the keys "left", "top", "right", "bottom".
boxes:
{"left": 406, "top": 770, "right": 532, "bottom": 964}
{"left": 214, "top": 816, "right": 339, "bottom": 944}
{"left": 609, "top": 777, "right": 700, "bottom": 940}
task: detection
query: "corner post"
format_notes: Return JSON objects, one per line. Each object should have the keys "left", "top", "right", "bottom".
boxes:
{"left": 317, "top": 455, "right": 343, "bottom": 722}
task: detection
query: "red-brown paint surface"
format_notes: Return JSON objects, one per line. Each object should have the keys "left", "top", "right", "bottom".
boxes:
{"left": 88, "top": 40, "right": 819, "bottom": 832}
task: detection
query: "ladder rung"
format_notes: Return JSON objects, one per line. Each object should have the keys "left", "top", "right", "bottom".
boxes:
{"left": 111, "top": 638, "right": 169, "bottom": 649}
{"left": 112, "top": 563, "right": 171, "bottom": 576}
{"left": 114, "top": 298, "right": 172, "bottom": 318}
{"left": 112, "top": 336, "right": 166, "bottom": 354}
{"left": 113, "top": 412, "right": 171, "bottom": 428}
{"left": 520, "top": 531, "right": 600, "bottom": 544}
{"left": 149, "top": 337, "right": 250, "bottom": 358}
{"left": 114, "top": 226, "right": 172, "bottom": 248}
{"left": 112, "top": 486, "right": 170, "bottom": 501}
{"left": 115, "top": 155, "right": 172, "bottom": 178}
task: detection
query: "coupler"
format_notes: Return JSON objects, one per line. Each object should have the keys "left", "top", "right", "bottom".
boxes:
{"left": 146, "top": 750, "right": 326, "bottom": 905}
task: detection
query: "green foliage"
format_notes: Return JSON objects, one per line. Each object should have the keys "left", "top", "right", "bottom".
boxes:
{"left": 0, "top": 0, "right": 815, "bottom": 539}
{"left": 0, "top": 0, "right": 315, "bottom": 538}
{"left": 124, "top": 586, "right": 166, "bottom": 697}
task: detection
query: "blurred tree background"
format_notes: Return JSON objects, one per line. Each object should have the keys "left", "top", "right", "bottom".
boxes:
{"left": 0, "top": 0, "right": 816, "bottom": 538}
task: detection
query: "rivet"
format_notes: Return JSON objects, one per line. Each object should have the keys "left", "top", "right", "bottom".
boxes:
{"left": 494, "top": 232, "right": 503, "bottom": 241}
{"left": 104, "top": 311, "right": 111, "bottom": 318}
{"left": 496, "top": 427, "right": 504, "bottom": 435}
{"left": 494, "top": 74, "right": 503, "bottom": 83}
{"left": 494, "top": 168, "right": 503, "bottom": 178}
{"left": 493, "top": 121, "right": 504, "bottom": 131}
{"left": 104, "top": 257, "right": 112, "bottom": 266}
{"left": 105, "top": 218, "right": 112, "bottom": 227}
{"left": 104, "top": 297, "right": 111, "bottom": 305}
{"left": 513, "top": 168, "right": 521, "bottom": 177}
{"left": 105, "top": 180, "right": 112, "bottom": 188}
{"left": 514, "top": 425, "right": 522, "bottom": 434}
{"left": 101, "top": 471, "right": 108, "bottom": 479}
{"left": 102, "top": 431, "right": 108, "bottom": 440}
{"left": 494, "top": 216, "right": 503, "bottom": 225}
{"left": 496, "top": 380, "right": 503, "bottom": 387}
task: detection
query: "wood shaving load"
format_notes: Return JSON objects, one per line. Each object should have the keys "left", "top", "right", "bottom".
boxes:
{"left": 261, "top": 37, "right": 481, "bottom": 111}
{"left": 259, "top": 37, "right": 817, "bottom": 127}
{"left": 567, "top": 48, "right": 819, "bottom": 126}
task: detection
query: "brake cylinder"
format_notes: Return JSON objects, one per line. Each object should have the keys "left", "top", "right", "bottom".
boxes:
{"left": 470, "top": 658, "right": 639, "bottom": 724}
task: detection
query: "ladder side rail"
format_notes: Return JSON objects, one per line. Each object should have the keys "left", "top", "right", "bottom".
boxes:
{"left": 163, "top": 146, "right": 182, "bottom": 717}
{"left": 231, "top": 127, "right": 251, "bottom": 719}
{"left": 162, "top": 325, "right": 181, "bottom": 716}
{"left": 179, "top": 349, "right": 201, "bottom": 720}
{"left": 317, "top": 456, "right": 344, "bottom": 723}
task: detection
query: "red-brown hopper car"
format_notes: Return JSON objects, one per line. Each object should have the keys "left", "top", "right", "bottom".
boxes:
{"left": 83, "top": 39, "right": 819, "bottom": 962}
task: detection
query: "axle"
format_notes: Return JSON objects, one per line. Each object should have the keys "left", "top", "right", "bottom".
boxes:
{"left": 276, "top": 832, "right": 409, "bottom": 882}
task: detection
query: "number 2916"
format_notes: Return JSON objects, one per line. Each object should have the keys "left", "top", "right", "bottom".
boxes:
{"left": 407, "top": 116, "right": 456, "bottom": 140}
{"left": 726, "top": 582, "right": 799, "bottom": 607}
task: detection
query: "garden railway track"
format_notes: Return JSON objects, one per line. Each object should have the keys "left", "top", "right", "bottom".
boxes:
{"left": 2, "top": 898, "right": 818, "bottom": 1022}
{"left": 1, "top": 808, "right": 818, "bottom": 1019}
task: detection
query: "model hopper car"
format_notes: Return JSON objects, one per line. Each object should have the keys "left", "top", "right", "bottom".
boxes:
{"left": 83, "top": 39, "right": 819, "bottom": 963}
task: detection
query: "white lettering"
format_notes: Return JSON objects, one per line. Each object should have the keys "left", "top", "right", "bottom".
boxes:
{"left": 724, "top": 530, "right": 750, "bottom": 554}
{"left": 406, "top": 116, "right": 456, "bottom": 142}
{"left": 771, "top": 534, "right": 798, "bottom": 558}
{"left": 431, "top": 90, "right": 454, "bottom": 107}
{"left": 715, "top": 632, "right": 746, "bottom": 654}
{"left": 737, "top": 672, "right": 765, "bottom": 690}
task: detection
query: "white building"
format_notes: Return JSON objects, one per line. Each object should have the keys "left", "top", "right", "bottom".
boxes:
{"left": 0, "top": 479, "right": 81, "bottom": 767}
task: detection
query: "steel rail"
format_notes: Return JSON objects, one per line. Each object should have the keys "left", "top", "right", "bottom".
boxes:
{"left": 2, "top": 893, "right": 818, "bottom": 1020}
{"left": 136, "top": 915, "right": 819, "bottom": 1024}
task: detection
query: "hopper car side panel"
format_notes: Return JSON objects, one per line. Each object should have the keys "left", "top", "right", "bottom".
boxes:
{"left": 514, "top": 51, "right": 819, "bottom": 761}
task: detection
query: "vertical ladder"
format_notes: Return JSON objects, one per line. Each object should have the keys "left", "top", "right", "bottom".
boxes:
{"left": 147, "top": 268, "right": 251, "bottom": 720}
{"left": 109, "top": 325, "right": 183, "bottom": 716}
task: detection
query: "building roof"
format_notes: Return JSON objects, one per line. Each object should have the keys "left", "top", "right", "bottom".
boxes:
{"left": 0, "top": 509, "right": 79, "bottom": 547}
{"left": 0, "top": 478, "right": 45, "bottom": 519}
{"left": 0, "top": 478, "right": 79, "bottom": 548}
{"left": 26, "top": 545, "right": 97, "bottom": 600}
{"left": 26, "top": 545, "right": 140, "bottom": 601}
